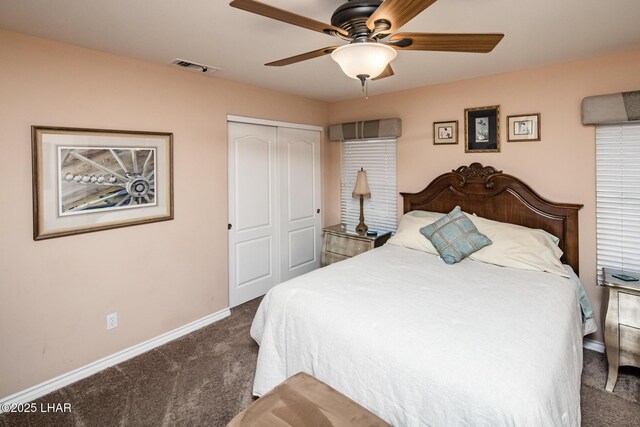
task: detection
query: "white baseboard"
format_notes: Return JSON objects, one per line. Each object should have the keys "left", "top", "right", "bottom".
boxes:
{"left": 583, "top": 338, "right": 605, "bottom": 353}
{"left": 0, "top": 307, "right": 231, "bottom": 410}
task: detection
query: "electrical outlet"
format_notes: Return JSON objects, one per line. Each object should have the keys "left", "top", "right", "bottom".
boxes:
{"left": 106, "top": 312, "right": 118, "bottom": 330}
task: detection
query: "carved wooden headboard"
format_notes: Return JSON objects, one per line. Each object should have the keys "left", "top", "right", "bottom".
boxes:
{"left": 400, "top": 163, "right": 583, "bottom": 274}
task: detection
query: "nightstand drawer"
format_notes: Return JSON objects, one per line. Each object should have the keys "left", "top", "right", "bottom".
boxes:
{"left": 322, "top": 251, "right": 349, "bottom": 266}
{"left": 619, "top": 292, "right": 640, "bottom": 328}
{"left": 619, "top": 325, "right": 640, "bottom": 366}
{"left": 325, "top": 233, "right": 371, "bottom": 256}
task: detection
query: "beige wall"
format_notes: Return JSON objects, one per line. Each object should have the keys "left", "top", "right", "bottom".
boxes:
{"left": 0, "top": 29, "right": 329, "bottom": 398}
{"left": 327, "top": 49, "right": 640, "bottom": 343}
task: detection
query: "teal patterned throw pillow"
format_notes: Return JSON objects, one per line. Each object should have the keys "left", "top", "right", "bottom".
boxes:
{"left": 419, "top": 206, "right": 492, "bottom": 264}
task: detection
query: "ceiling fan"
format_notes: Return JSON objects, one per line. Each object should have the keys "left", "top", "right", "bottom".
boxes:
{"left": 229, "top": 0, "right": 504, "bottom": 87}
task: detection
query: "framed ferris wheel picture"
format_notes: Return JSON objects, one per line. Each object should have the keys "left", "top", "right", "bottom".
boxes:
{"left": 31, "top": 126, "right": 173, "bottom": 240}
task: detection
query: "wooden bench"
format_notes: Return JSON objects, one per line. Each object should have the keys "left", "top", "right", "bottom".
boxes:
{"left": 228, "top": 372, "right": 390, "bottom": 426}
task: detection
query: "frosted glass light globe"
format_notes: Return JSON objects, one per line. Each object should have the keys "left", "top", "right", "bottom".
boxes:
{"left": 331, "top": 43, "right": 397, "bottom": 80}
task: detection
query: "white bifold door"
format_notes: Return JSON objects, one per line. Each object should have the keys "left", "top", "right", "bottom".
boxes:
{"left": 228, "top": 121, "right": 321, "bottom": 307}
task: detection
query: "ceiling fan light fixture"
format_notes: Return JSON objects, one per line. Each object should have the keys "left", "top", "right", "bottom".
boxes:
{"left": 331, "top": 42, "right": 397, "bottom": 80}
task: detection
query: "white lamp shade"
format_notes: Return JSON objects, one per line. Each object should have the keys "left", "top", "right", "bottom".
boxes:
{"left": 352, "top": 169, "right": 371, "bottom": 198}
{"left": 331, "top": 43, "right": 397, "bottom": 80}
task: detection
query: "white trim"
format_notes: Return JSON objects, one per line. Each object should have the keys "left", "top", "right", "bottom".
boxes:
{"left": 0, "top": 307, "right": 231, "bottom": 410}
{"left": 226, "top": 114, "right": 323, "bottom": 132}
{"left": 583, "top": 338, "right": 605, "bottom": 353}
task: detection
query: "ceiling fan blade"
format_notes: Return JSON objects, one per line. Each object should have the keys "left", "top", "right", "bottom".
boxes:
{"left": 367, "top": 0, "right": 438, "bottom": 35}
{"left": 230, "top": 0, "right": 348, "bottom": 37}
{"left": 265, "top": 46, "right": 341, "bottom": 67}
{"left": 372, "top": 64, "right": 394, "bottom": 80}
{"left": 387, "top": 33, "right": 504, "bottom": 53}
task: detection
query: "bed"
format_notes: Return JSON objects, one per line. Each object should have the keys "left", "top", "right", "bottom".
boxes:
{"left": 250, "top": 163, "right": 595, "bottom": 426}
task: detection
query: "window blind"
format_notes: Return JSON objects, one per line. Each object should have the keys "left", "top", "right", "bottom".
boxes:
{"left": 596, "top": 122, "right": 640, "bottom": 282}
{"left": 341, "top": 138, "right": 397, "bottom": 233}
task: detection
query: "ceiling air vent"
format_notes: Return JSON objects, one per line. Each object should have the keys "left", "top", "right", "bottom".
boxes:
{"left": 171, "top": 59, "right": 220, "bottom": 76}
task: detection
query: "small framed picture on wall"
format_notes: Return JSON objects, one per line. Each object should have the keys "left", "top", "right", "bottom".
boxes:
{"left": 433, "top": 121, "right": 458, "bottom": 145}
{"left": 507, "top": 113, "right": 541, "bottom": 142}
{"left": 464, "top": 105, "right": 500, "bottom": 153}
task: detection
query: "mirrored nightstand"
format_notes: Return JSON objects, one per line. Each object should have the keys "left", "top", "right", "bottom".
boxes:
{"left": 321, "top": 225, "right": 391, "bottom": 267}
{"left": 601, "top": 268, "right": 640, "bottom": 392}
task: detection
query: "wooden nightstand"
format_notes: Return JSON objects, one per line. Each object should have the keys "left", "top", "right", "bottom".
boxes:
{"left": 321, "top": 225, "right": 391, "bottom": 267}
{"left": 602, "top": 268, "right": 640, "bottom": 392}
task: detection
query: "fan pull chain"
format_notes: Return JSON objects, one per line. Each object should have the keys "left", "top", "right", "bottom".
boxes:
{"left": 357, "top": 74, "right": 369, "bottom": 100}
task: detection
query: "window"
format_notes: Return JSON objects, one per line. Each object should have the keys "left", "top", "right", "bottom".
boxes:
{"left": 340, "top": 138, "right": 397, "bottom": 233}
{"left": 596, "top": 122, "right": 640, "bottom": 281}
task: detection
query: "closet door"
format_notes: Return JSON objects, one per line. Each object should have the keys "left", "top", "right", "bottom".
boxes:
{"left": 228, "top": 122, "right": 278, "bottom": 307}
{"left": 277, "top": 127, "right": 322, "bottom": 282}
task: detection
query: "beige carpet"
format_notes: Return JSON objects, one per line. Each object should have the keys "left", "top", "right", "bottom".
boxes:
{"left": 1, "top": 297, "right": 638, "bottom": 426}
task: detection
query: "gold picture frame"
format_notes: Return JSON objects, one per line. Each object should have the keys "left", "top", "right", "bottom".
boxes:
{"left": 32, "top": 126, "right": 174, "bottom": 240}
{"left": 433, "top": 120, "right": 458, "bottom": 145}
{"left": 464, "top": 105, "right": 501, "bottom": 153}
{"left": 507, "top": 113, "right": 541, "bottom": 142}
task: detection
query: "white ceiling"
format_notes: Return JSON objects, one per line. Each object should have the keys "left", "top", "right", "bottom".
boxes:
{"left": 1, "top": 0, "right": 639, "bottom": 102}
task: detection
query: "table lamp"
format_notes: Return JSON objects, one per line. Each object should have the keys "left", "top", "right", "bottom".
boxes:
{"left": 352, "top": 168, "right": 371, "bottom": 232}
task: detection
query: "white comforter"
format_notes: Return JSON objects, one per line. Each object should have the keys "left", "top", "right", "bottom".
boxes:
{"left": 251, "top": 245, "right": 585, "bottom": 426}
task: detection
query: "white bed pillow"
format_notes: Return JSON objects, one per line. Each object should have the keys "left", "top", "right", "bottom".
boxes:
{"left": 467, "top": 214, "right": 568, "bottom": 277}
{"left": 389, "top": 209, "right": 568, "bottom": 277}
{"left": 386, "top": 211, "right": 442, "bottom": 255}
{"left": 406, "top": 210, "right": 444, "bottom": 219}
